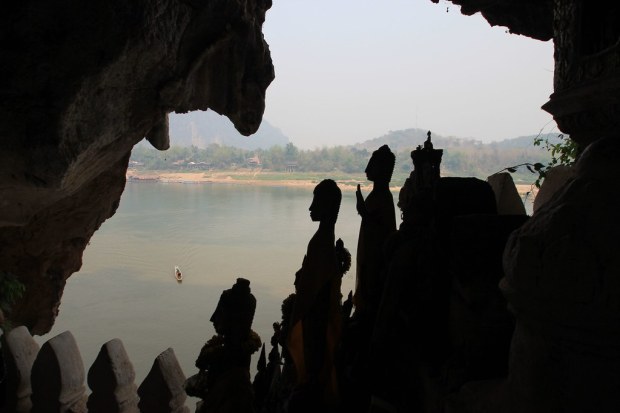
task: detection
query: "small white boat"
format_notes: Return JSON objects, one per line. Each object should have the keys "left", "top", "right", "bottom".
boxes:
{"left": 174, "top": 265, "right": 183, "bottom": 282}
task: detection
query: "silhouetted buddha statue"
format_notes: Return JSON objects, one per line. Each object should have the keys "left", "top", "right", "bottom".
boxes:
{"left": 354, "top": 144, "right": 397, "bottom": 319}
{"left": 185, "top": 278, "right": 261, "bottom": 413}
{"left": 286, "top": 179, "right": 346, "bottom": 412}
{"left": 253, "top": 322, "right": 286, "bottom": 413}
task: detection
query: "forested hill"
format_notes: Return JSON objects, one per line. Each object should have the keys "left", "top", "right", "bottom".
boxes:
{"left": 169, "top": 110, "right": 289, "bottom": 150}
{"left": 355, "top": 128, "right": 563, "bottom": 152}
{"left": 131, "top": 126, "right": 560, "bottom": 183}
{"left": 351, "top": 128, "right": 560, "bottom": 181}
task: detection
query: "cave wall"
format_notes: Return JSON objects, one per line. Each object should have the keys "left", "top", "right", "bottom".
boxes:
{"left": 434, "top": 0, "right": 554, "bottom": 41}
{"left": 542, "top": 0, "right": 620, "bottom": 147}
{"left": 0, "top": 0, "right": 274, "bottom": 334}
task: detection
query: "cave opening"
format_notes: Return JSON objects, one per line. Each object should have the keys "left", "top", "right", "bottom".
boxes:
{"left": 10, "top": 1, "right": 620, "bottom": 412}
{"left": 21, "top": 2, "right": 558, "bottom": 386}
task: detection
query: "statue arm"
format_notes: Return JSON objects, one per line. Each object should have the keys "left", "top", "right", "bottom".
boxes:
{"left": 356, "top": 184, "right": 368, "bottom": 218}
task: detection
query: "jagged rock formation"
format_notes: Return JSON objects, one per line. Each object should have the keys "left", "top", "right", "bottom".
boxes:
{"left": 0, "top": 0, "right": 274, "bottom": 333}
{"left": 434, "top": 0, "right": 554, "bottom": 41}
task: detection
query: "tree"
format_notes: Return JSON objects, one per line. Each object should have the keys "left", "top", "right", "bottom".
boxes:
{"left": 285, "top": 142, "right": 299, "bottom": 160}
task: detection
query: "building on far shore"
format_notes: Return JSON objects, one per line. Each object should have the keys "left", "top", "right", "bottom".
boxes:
{"left": 188, "top": 161, "right": 212, "bottom": 170}
{"left": 247, "top": 155, "right": 261, "bottom": 168}
{"left": 286, "top": 161, "right": 298, "bottom": 172}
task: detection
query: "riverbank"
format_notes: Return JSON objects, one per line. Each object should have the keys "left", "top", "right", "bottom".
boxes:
{"left": 127, "top": 169, "right": 369, "bottom": 191}
{"left": 126, "top": 168, "right": 538, "bottom": 197}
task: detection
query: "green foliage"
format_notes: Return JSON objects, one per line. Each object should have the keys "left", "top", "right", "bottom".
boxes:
{"left": 490, "top": 162, "right": 545, "bottom": 180}
{"left": 0, "top": 271, "right": 25, "bottom": 330}
{"left": 533, "top": 133, "right": 578, "bottom": 187}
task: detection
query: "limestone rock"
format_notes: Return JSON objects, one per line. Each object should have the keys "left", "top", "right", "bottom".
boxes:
{"left": 487, "top": 173, "right": 526, "bottom": 216}
{"left": 31, "top": 330, "right": 87, "bottom": 413}
{"left": 1, "top": 326, "right": 40, "bottom": 413}
{"left": 146, "top": 113, "right": 171, "bottom": 151}
{"left": 87, "top": 338, "right": 139, "bottom": 413}
{"left": 441, "top": 0, "right": 553, "bottom": 41}
{"left": 0, "top": 154, "right": 129, "bottom": 334}
{"left": 0, "top": 0, "right": 274, "bottom": 334}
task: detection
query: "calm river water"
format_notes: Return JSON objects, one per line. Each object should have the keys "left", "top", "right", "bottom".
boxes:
{"left": 35, "top": 182, "right": 372, "bottom": 385}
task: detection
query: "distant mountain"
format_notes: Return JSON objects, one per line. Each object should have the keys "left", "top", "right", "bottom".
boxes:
{"left": 350, "top": 128, "right": 561, "bottom": 182}
{"left": 353, "top": 128, "right": 565, "bottom": 152}
{"left": 168, "top": 110, "right": 289, "bottom": 150}
{"left": 354, "top": 128, "right": 483, "bottom": 152}
{"left": 490, "top": 133, "right": 565, "bottom": 149}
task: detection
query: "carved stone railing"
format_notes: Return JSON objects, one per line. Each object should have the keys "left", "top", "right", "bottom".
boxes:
{"left": 1, "top": 327, "right": 189, "bottom": 413}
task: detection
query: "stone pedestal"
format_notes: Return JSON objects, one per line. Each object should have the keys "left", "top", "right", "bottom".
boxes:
{"left": 138, "top": 348, "right": 189, "bottom": 413}
{"left": 31, "top": 330, "right": 87, "bottom": 413}
{"left": 87, "top": 338, "right": 139, "bottom": 413}
{"left": 2, "top": 326, "right": 40, "bottom": 413}
{"left": 487, "top": 173, "right": 526, "bottom": 216}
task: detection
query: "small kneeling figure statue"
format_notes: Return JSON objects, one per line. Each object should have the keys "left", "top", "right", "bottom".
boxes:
{"left": 185, "top": 278, "right": 262, "bottom": 413}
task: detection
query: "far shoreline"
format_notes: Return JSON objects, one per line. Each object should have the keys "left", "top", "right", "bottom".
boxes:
{"left": 127, "top": 169, "right": 374, "bottom": 192}
{"left": 126, "top": 169, "right": 537, "bottom": 197}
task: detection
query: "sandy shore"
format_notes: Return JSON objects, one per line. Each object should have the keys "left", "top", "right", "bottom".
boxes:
{"left": 126, "top": 169, "right": 537, "bottom": 197}
{"left": 127, "top": 169, "right": 367, "bottom": 191}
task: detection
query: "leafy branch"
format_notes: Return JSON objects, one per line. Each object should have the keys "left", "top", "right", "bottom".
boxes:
{"left": 532, "top": 133, "right": 577, "bottom": 187}
{"left": 491, "top": 162, "right": 545, "bottom": 176}
{"left": 489, "top": 162, "right": 543, "bottom": 206}
{"left": 497, "top": 133, "right": 578, "bottom": 189}
{"left": 0, "top": 271, "right": 25, "bottom": 331}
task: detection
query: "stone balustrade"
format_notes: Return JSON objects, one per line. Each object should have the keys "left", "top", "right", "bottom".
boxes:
{"left": 1, "top": 327, "right": 189, "bottom": 413}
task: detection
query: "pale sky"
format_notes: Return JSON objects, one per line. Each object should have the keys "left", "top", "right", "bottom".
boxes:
{"left": 261, "top": 0, "right": 557, "bottom": 149}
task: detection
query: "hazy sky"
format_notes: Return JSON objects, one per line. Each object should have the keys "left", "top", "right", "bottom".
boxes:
{"left": 261, "top": 0, "right": 557, "bottom": 149}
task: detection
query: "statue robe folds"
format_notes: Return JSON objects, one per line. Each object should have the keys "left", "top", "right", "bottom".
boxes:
{"left": 287, "top": 229, "right": 342, "bottom": 404}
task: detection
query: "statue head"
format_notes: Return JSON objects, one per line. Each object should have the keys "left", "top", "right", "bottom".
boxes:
{"left": 366, "top": 144, "right": 396, "bottom": 183}
{"left": 309, "top": 179, "right": 342, "bottom": 223}
{"left": 397, "top": 170, "right": 435, "bottom": 225}
{"left": 397, "top": 174, "right": 413, "bottom": 215}
{"left": 210, "top": 278, "right": 256, "bottom": 342}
